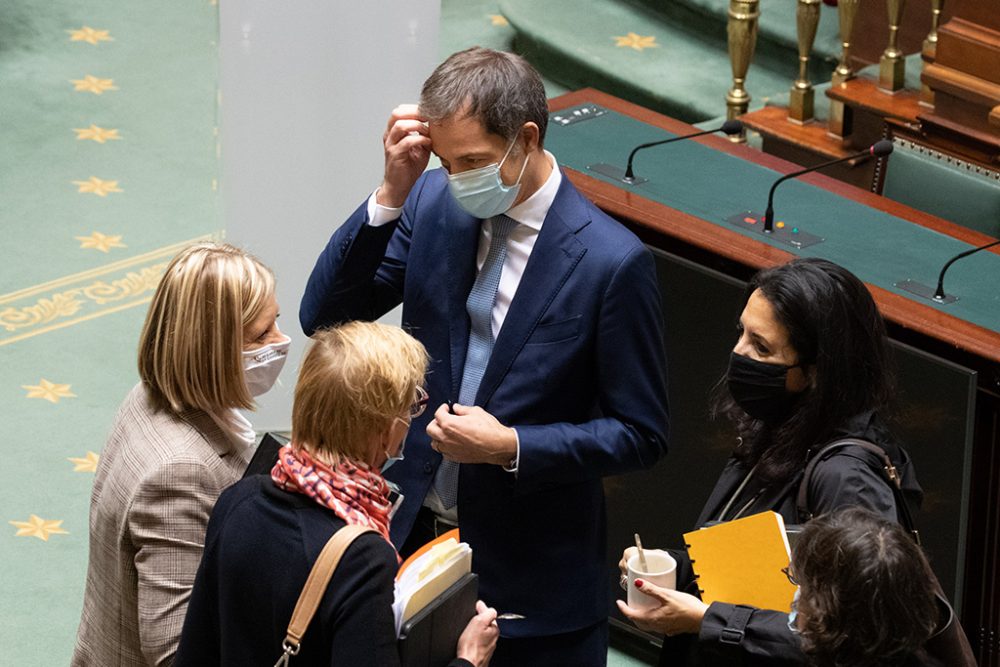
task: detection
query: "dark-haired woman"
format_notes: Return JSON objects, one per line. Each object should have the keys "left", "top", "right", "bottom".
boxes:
{"left": 791, "top": 507, "right": 942, "bottom": 667}
{"left": 618, "top": 258, "right": 922, "bottom": 665}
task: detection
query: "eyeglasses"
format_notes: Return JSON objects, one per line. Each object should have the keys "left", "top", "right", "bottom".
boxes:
{"left": 781, "top": 566, "right": 798, "bottom": 587}
{"left": 409, "top": 386, "right": 429, "bottom": 419}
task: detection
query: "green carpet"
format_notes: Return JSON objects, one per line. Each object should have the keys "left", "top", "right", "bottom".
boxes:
{"left": 0, "top": 0, "right": 219, "bottom": 663}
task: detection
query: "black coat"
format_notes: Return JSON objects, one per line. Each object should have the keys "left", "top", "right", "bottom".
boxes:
{"left": 175, "top": 475, "right": 472, "bottom": 667}
{"left": 659, "top": 411, "right": 923, "bottom": 666}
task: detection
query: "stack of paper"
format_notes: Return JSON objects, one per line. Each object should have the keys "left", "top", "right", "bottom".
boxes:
{"left": 683, "top": 510, "right": 797, "bottom": 613}
{"left": 393, "top": 529, "right": 472, "bottom": 637}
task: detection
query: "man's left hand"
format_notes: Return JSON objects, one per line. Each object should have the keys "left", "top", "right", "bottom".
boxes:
{"left": 426, "top": 403, "right": 517, "bottom": 466}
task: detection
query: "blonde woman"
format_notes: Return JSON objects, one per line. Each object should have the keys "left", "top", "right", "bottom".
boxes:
{"left": 73, "top": 243, "right": 289, "bottom": 666}
{"left": 174, "top": 322, "right": 499, "bottom": 667}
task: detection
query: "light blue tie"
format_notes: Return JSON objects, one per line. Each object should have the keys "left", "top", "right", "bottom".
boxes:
{"left": 434, "top": 214, "right": 518, "bottom": 509}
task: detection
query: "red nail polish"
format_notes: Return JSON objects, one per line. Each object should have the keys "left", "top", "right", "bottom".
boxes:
{"left": 635, "top": 579, "right": 644, "bottom": 589}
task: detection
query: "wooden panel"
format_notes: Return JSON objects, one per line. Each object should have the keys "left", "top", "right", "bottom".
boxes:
{"left": 826, "top": 76, "right": 923, "bottom": 126}
{"left": 740, "top": 105, "right": 855, "bottom": 160}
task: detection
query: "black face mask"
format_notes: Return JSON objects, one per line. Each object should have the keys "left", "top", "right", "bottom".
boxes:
{"left": 726, "top": 352, "right": 801, "bottom": 423}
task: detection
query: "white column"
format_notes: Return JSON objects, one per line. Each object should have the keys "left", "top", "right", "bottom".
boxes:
{"left": 220, "top": 0, "right": 441, "bottom": 431}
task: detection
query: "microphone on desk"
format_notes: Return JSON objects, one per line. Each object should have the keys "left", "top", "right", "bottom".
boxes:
{"left": 896, "top": 234, "right": 1000, "bottom": 304}
{"left": 933, "top": 239, "right": 1000, "bottom": 301}
{"left": 762, "top": 140, "right": 894, "bottom": 233}
{"left": 622, "top": 119, "right": 744, "bottom": 183}
{"left": 897, "top": 238, "right": 1000, "bottom": 304}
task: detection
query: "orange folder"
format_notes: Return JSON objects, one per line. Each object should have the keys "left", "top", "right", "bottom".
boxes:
{"left": 683, "top": 510, "right": 797, "bottom": 612}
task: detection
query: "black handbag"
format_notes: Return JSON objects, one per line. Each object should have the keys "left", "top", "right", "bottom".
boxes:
{"left": 796, "top": 438, "right": 977, "bottom": 667}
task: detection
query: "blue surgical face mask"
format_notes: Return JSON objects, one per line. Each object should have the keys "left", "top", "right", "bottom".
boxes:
{"left": 381, "top": 418, "right": 408, "bottom": 473}
{"left": 787, "top": 588, "right": 800, "bottom": 633}
{"left": 446, "top": 138, "right": 530, "bottom": 219}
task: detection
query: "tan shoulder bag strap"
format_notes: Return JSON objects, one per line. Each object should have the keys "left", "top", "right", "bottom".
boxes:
{"left": 274, "top": 524, "right": 378, "bottom": 667}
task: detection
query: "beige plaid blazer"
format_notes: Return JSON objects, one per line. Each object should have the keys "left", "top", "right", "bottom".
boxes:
{"left": 72, "top": 384, "right": 251, "bottom": 666}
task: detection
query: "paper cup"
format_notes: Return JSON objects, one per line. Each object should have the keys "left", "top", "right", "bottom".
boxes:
{"left": 627, "top": 550, "right": 677, "bottom": 610}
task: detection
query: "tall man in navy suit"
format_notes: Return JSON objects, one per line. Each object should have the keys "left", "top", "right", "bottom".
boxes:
{"left": 301, "top": 48, "right": 669, "bottom": 665}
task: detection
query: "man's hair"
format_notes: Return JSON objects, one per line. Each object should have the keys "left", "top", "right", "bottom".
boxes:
{"left": 793, "top": 507, "right": 939, "bottom": 666}
{"left": 292, "top": 322, "right": 429, "bottom": 462}
{"left": 420, "top": 47, "right": 549, "bottom": 145}
{"left": 138, "top": 242, "right": 275, "bottom": 413}
{"left": 717, "top": 257, "right": 895, "bottom": 483}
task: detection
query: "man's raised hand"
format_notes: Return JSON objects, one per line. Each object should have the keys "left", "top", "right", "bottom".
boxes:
{"left": 378, "top": 104, "right": 432, "bottom": 208}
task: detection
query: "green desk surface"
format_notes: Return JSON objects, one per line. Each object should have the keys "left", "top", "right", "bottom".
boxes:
{"left": 546, "top": 102, "right": 1000, "bottom": 337}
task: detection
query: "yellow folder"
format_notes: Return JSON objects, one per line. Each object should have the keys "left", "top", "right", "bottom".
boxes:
{"left": 683, "top": 510, "right": 797, "bottom": 612}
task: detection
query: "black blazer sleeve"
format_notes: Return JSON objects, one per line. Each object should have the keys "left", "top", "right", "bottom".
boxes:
{"left": 697, "top": 602, "right": 805, "bottom": 666}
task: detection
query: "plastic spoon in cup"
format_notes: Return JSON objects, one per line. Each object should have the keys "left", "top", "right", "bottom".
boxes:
{"left": 635, "top": 533, "right": 648, "bottom": 573}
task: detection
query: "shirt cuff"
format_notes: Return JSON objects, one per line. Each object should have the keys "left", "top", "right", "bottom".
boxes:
{"left": 366, "top": 189, "right": 403, "bottom": 227}
{"left": 502, "top": 428, "right": 520, "bottom": 475}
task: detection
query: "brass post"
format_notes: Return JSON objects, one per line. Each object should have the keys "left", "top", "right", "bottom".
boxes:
{"left": 725, "top": 0, "right": 760, "bottom": 143}
{"left": 878, "top": 0, "right": 907, "bottom": 93}
{"left": 828, "top": 0, "right": 860, "bottom": 138}
{"left": 920, "top": 0, "right": 944, "bottom": 106}
{"left": 789, "top": 0, "right": 821, "bottom": 123}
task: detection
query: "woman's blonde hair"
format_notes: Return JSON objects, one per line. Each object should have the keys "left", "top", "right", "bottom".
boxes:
{"left": 138, "top": 242, "right": 275, "bottom": 413}
{"left": 293, "top": 321, "right": 429, "bottom": 462}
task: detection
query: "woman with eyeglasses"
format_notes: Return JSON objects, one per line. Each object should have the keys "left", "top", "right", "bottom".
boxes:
{"left": 175, "top": 321, "right": 498, "bottom": 666}
{"left": 617, "top": 258, "right": 923, "bottom": 665}
{"left": 788, "top": 506, "right": 947, "bottom": 666}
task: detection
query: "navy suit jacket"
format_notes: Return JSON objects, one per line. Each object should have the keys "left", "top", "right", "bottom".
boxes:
{"left": 300, "top": 167, "right": 669, "bottom": 637}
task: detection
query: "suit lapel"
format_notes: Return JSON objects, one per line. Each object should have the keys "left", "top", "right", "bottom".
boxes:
{"left": 447, "top": 204, "right": 481, "bottom": 402}
{"left": 476, "top": 182, "right": 589, "bottom": 406}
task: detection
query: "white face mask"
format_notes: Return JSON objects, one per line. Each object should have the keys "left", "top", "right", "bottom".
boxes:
{"left": 242, "top": 334, "right": 290, "bottom": 397}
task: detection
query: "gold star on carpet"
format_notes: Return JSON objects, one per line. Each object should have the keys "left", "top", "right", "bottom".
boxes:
{"left": 22, "top": 379, "right": 77, "bottom": 403}
{"left": 489, "top": 14, "right": 509, "bottom": 27}
{"left": 9, "top": 515, "right": 69, "bottom": 541}
{"left": 613, "top": 33, "right": 659, "bottom": 51}
{"left": 72, "top": 177, "right": 123, "bottom": 197}
{"left": 69, "top": 451, "right": 100, "bottom": 473}
{"left": 74, "top": 125, "right": 121, "bottom": 143}
{"left": 70, "top": 75, "right": 118, "bottom": 95}
{"left": 67, "top": 27, "right": 113, "bottom": 45}
{"left": 75, "top": 231, "right": 126, "bottom": 252}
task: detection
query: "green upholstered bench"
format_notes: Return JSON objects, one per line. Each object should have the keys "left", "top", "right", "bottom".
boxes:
{"left": 882, "top": 137, "right": 1000, "bottom": 238}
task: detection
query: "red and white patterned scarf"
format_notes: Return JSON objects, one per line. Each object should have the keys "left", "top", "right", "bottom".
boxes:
{"left": 271, "top": 444, "right": 396, "bottom": 552}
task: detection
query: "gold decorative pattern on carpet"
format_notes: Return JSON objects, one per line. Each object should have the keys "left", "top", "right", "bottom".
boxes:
{"left": 69, "top": 452, "right": 101, "bottom": 473}
{"left": 22, "top": 379, "right": 77, "bottom": 403}
{"left": 70, "top": 74, "right": 118, "bottom": 94}
{"left": 489, "top": 14, "right": 509, "bottom": 26}
{"left": 9, "top": 515, "right": 69, "bottom": 541}
{"left": 74, "top": 125, "right": 121, "bottom": 143}
{"left": 0, "top": 235, "right": 214, "bottom": 346}
{"left": 76, "top": 231, "right": 126, "bottom": 252}
{"left": 613, "top": 33, "right": 659, "bottom": 51}
{"left": 67, "top": 27, "right": 113, "bottom": 45}
{"left": 72, "top": 177, "right": 123, "bottom": 197}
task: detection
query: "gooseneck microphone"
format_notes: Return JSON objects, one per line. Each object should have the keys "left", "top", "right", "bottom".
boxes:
{"left": 623, "top": 119, "right": 744, "bottom": 182}
{"left": 933, "top": 239, "right": 1000, "bottom": 301}
{"left": 763, "top": 140, "right": 894, "bottom": 232}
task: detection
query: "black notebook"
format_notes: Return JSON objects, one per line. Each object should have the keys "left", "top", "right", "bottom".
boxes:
{"left": 398, "top": 572, "right": 479, "bottom": 667}
{"left": 242, "top": 432, "right": 287, "bottom": 478}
